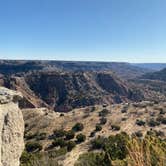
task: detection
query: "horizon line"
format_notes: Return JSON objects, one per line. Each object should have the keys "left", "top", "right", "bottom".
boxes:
{"left": 0, "top": 58, "right": 166, "bottom": 64}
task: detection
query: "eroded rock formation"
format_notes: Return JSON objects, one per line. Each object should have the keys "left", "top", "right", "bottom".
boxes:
{"left": 0, "top": 87, "right": 24, "bottom": 166}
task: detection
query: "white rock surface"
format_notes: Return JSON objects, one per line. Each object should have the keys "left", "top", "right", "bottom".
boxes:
{"left": 0, "top": 87, "right": 24, "bottom": 166}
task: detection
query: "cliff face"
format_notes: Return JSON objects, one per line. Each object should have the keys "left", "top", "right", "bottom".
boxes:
{"left": 0, "top": 87, "right": 24, "bottom": 166}
{"left": 24, "top": 71, "right": 143, "bottom": 111}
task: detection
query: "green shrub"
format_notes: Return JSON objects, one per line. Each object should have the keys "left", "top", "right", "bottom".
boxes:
{"left": 66, "top": 141, "right": 76, "bottom": 151}
{"left": 52, "top": 138, "right": 66, "bottom": 148}
{"left": 111, "top": 124, "right": 120, "bottom": 131}
{"left": 95, "top": 124, "right": 102, "bottom": 131}
{"left": 60, "top": 113, "right": 64, "bottom": 117}
{"left": 25, "top": 142, "right": 42, "bottom": 152}
{"left": 91, "top": 133, "right": 129, "bottom": 160}
{"left": 161, "top": 118, "right": 166, "bottom": 124}
{"left": 25, "top": 123, "right": 29, "bottom": 128}
{"left": 104, "top": 133, "right": 129, "bottom": 160}
{"left": 48, "top": 147, "right": 68, "bottom": 158}
{"left": 72, "top": 123, "right": 84, "bottom": 132}
{"left": 99, "top": 109, "right": 109, "bottom": 117}
{"left": 65, "top": 130, "right": 75, "bottom": 140}
{"left": 132, "top": 131, "right": 143, "bottom": 138}
{"left": 154, "top": 130, "right": 165, "bottom": 137}
{"left": 91, "top": 106, "right": 96, "bottom": 112}
{"left": 157, "top": 116, "right": 166, "bottom": 124}
{"left": 89, "top": 131, "right": 95, "bottom": 137}
{"left": 20, "top": 151, "right": 61, "bottom": 166}
{"left": 91, "top": 136, "right": 106, "bottom": 150}
{"left": 53, "top": 129, "right": 66, "bottom": 138}
{"left": 147, "top": 130, "right": 156, "bottom": 136}
{"left": 75, "top": 152, "right": 112, "bottom": 166}
{"left": 136, "top": 119, "right": 146, "bottom": 126}
{"left": 20, "top": 151, "right": 41, "bottom": 166}
{"left": 24, "top": 132, "right": 38, "bottom": 140}
{"left": 159, "top": 109, "right": 166, "bottom": 115}
{"left": 76, "top": 133, "right": 166, "bottom": 166}
{"left": 148, "top": 118, "right": 160, "bottom": 127}
{"left": 121, "top": 117, "right": 127, "bottom": 121}
{"left": 76, "top": 134, "right": 86, "bottom": 143}
{"left": 100, "top": 117, "right": 107, "bottom": 125}
{"left": 36, "top": 132, "right": 47, "bottom": 140}
{"left": 121, "top": 108, "right": 127, "bottom": 113}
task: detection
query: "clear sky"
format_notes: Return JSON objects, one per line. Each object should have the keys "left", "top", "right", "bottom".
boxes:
{"left": 0, "top": 0, "right": 166, "bottom": 62}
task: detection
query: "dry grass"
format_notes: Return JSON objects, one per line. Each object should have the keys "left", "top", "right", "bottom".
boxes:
{"left": 127, "top": 136, "right": 166, "bottom": 166}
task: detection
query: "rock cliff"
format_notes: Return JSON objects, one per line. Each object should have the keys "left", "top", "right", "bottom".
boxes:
{"left": 0, "top": 87, "right": 24, "bottom": 166}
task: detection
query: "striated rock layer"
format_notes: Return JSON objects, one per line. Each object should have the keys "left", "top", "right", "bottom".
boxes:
{"left": 0, "top": 87, "right": 24, "bottom": 166}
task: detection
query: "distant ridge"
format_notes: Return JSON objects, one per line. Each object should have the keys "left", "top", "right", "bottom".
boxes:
{"left": 0, "top": 60, "right": 151, "bottom": 79}
{"left": 132, "top": 63, "right": 166, "bottom": 71}
{"left": 141, "top": 68, "right": 166, "bottom": 82}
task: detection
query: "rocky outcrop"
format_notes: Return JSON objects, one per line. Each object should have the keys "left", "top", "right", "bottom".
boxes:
{"left": 0, "top": 87, "right": 24, "bottom": 166}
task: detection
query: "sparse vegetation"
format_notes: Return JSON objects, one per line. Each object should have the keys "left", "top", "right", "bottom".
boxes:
{"left": 76, "top": 133, "right": 86, "bottom": 143}
{"left": 60, "top": 113, "right": 64, "bottom": 117}
{"left": 53, "top": 129, "right": 66, "bottom": 138}
{"left": 72, "top": 123, "right": 84, "bottom": 132}
{"left": 91, "top": 106, "right": 96, "bottom": 112}
{"left": 22, "top": 99, "right": 166, "bottom": 165}
{"left": 36, "top": 132, "right": 47, "bottom": 140}
{"left": 156, "top": 115, "right": 166, "bottom": 124}
{"left": 121, "top": 107, "right": 127, "bottom": 113}
{"left": 159, "top": 109, "right": 166, "bottom": 115}
{"left": 25, "top": 142, "right": 42, "bottom": 153}
{"left": 75, "top": 152, "right": 112, "bottom": 166}
{"left": 111, "top": 124, "right": 120, "bottom": 131}
{"left": 148, "top": 118, "right": 160, "bottom": 127}
{"left": 24, "top": 132, "right": 38, "bottom": 140}
{"left": 99, "top": 109, "right": 109, "bottom": 117}
{"left": 136, "top": 119, "right": 146, "bottom": 126}
{"left": 89, "top": 131, "right": 95, "bottom": 137}
{"left": 100, "top": 117, "right": 107, "bottom": 125}
{"left": 95, "top": 124, "right": 102, "bottom": 131}
{"left": 132, "top": 131, "right": 143, "bottom": 138}
{"left": 66, "top": 141, "right": 76, "bottom": 151}
{"left": 65, "top": 130, "right": 75, "bottom": 140}
{"left": 91, "top": 136, "right": 106, "bottom": 150}
{"left": 77, "top": 133, "right": 166, "bottom": 166}
{"left": 52, "top": 138, "right": 66, "bottom": 148}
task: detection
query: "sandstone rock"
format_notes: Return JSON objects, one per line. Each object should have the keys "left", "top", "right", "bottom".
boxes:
{"left": 0, "top": 87, "right": 24, "bottom": 166}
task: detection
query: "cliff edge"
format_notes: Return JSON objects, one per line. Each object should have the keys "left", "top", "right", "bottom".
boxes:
{"left": 0, "top": 87, "right": 24, "bottom": 166}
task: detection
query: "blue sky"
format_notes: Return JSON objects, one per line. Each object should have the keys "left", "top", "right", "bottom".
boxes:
{"left": 0, "top": 0, "right": 166, "bottom": 62}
